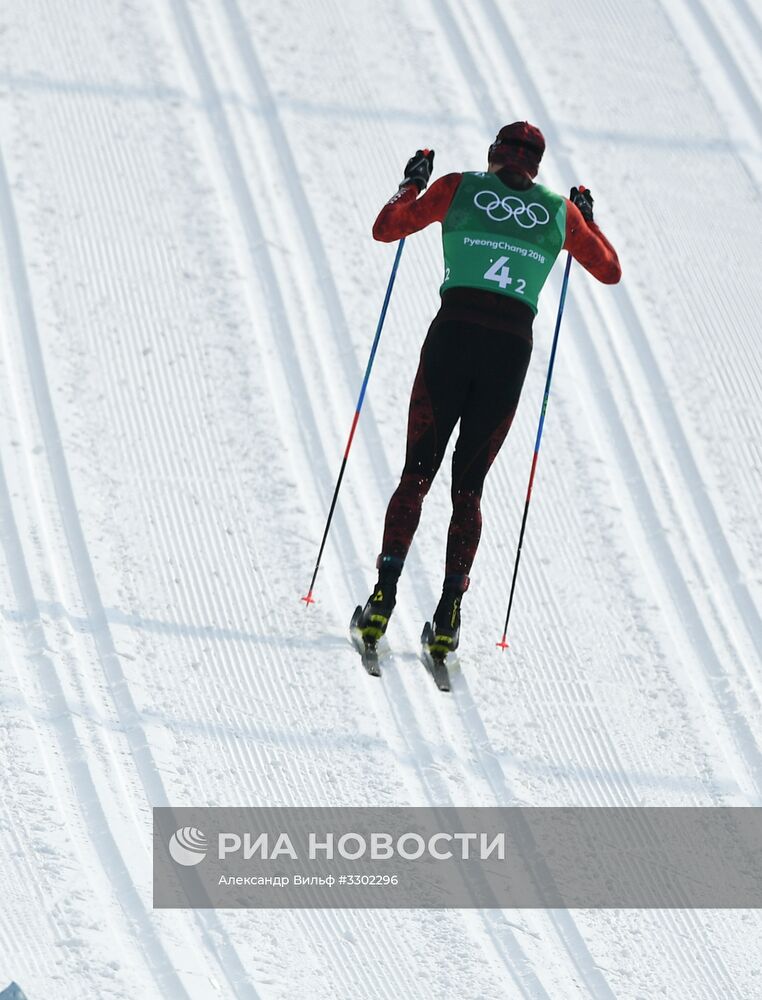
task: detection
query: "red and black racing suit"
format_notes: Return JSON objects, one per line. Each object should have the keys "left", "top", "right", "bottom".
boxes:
{"left": 373, "top": 171, "right": 621, "bottom": 583}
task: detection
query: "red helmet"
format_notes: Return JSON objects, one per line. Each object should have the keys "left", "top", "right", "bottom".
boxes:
{"left": 488, "top": 122, "right": 546, "bottom": 179}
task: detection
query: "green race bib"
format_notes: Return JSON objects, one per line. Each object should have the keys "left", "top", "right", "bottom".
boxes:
{"left": 440, "top": 172, "right": 566, "bottom": 313}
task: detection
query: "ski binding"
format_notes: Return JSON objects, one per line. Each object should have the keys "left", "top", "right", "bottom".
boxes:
{"left": 420, "top": 621, "right": 456, "bottom": 692}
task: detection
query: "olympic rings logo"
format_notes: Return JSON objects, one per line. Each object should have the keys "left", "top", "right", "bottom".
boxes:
{"left": 473, "top": 190, "right": 550, "bottom": 228}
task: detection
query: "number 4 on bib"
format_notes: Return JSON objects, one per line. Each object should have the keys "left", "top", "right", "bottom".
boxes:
{"left": 484, "top": 255, "right": 512, "bottom": 289}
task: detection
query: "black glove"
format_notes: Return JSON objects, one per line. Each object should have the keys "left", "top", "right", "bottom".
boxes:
{"left": 401, "top": 149, "right": 435, "bottom": 192}
{"left": 570, "top": 185, "right": 594, "bottom": 223}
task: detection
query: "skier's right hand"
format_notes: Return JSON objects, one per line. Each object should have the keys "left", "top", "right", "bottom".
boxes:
{"left": 401, "top": 149, "right": 435, "bottom": 192}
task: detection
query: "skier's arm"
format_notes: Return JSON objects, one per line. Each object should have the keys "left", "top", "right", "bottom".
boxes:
{"left": 563, "top": 199, "right": 622, "bottom": 284}
{"left": 372, "top": 173, "right": 463, "bottom": 242}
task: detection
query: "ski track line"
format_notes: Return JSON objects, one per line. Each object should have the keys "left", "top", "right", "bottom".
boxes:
{"left": 436, "top": 0, "right": 762, "bottom": 796}
{"left": 557, "top": 288, "right": 756, "bottom": 989}
{"left": 412, "top": 664, "right": 618, "bottom": 998}
{"left": 445, "top": 671, "right": 736, "bottom": 1000}
{"left": 563, "top": 167, "right": 762, "bottom": 769}
{"left": 255, "top": 1, "right": 748, "bottom": 992}
{"left": 0, "top": 696, "right": 73, "bottom": 991}
{"left": 731, "top": 0, "right": 762, "bottom": 45}
{"left": 0, "top": 623, "right": 131, "bottom": 994}
{"left": 479, "top": 381, "right": 731, "bottom": 808}
{"left": 182, "top": 627, "right": 411, "bottom": 1000}
{"left": 442, "top": 2, "right": 753, "bottom": 988}
{"left": 374, "top": 1, "right": 623, "bottom": 996}
{"left": 3, "top": 6, "right": 749, "bottom": 1000}
{"left": 391, "top": 634, "right": 617, "bottom": 999}
{"left": 462, "top": 622, "right": 738, "bottom": 1000}
{"left": 214, "top": 0, "right": 401, "bottom": 494}
{"left": 412, "top": 0, "right": 754, "bottom": 995}
{"left": 216, "top": 6, "right": 606, "bottom": 990}
{"left": 508, "top": 568, "right": 728, "bottom": 802}
{"left": 167, "top": 0, "right": 571, "bottom": 992}
{"left": 373, "top": 671, "right": 556, "bottom": 1000}
{"left": 155, "top": 1, "right": 508, "bottom": 996}
{"left": 573, "top": 275, "right": 762, "bottom": 706}
{"left": 0, "top": 126, "right": 259, "bottom": 1000}
{"left": 249, "top": 0, "right": 648, "bottom": 990}
{"left": 218, "top": 4, "right": 604, "bottom": 988}
{"left": 661, "top": 0, "right": 762, "bottom": 191}
{"left": 153, "top": 0, "right": 426, "bottom": 995}
{"left": 159, "top": 0, "right": 354, "bottom": 532}
{"left": 469, "top": 0, "right": 761, "bottom": 909}
{"left": 144, "top": 491, "right": 411, "bottom": 994}
{"left": 0, "top": 394, "right": 174, "bottom": 994}
{"left": 485, "top": 0, "right": 762, "bottom": 664}
{"left": 141, "top": 499, "right": 387, "bottom": 1000}
{"left": 9, "top": 17, "right": 278, "bottom": 993}
{"left": 35, "top": 0, "right": 374, "bottom": 991}
{"left": 688, "top": 0, "right": 762, "bottom": 140}
{"left": 252, "top": 3, "right": 752, "bottom": 996}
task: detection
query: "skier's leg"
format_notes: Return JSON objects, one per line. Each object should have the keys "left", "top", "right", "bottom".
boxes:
{"left": 446, "top": 330, "right": 531, "bottom": 575}
{"left": 358, "top": 321, "right": 468, "bottom": 638}
{"left": 433, "top": 329, "right": 532, "bottom": 644}
{"left": 380, "top": 320, "right": 469, "bottom": 565}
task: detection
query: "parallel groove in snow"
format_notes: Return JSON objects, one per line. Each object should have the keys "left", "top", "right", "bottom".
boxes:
{"left": 1, "top": 0, "right": 760, "bottom": 995}
{"left": 0, "top": 556, "right": 150, "bottom": 994}
{"left": 154, "top": 2, "right": 421, "bottom": 995}
{"left": 662, "top": 0, "right": 762, "bottom": 188}
{"left": 425, "top": 1, "right": 754, "bottom": 994}
{"left": 258, "top": 0, "right": 757, "bottom": 991}
{"left": 162, "top": 0, "right": 543, "bottom": 996}
{"left": 0, "top": 9, "right": 262, "bottom": 994}
{"left": 208, "top": 6, "right": 587, "bottom": 998}
{"left": 150, "top": 0, "right": 525, "bottom": 995}
{"left": 441, "top": 0, "right": 762, "bottom": 793}
{"left": 197, "top": 0, "right": 605, "bottom": 993}
{"left": 689, "top": 0, "right": 762, "bottom": 139}
{"left": 0, "top": 148, "right": 188, "bottom": 1000}
{"left": 380, "top": 5, "right": 756, "bottom": 990}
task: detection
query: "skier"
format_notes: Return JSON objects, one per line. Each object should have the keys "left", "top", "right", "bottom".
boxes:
{"left": 355, "top": 122, "right": 621, "bottom": 658}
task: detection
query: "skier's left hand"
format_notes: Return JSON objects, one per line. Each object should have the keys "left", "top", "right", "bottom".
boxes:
{"left": 401, "top": 149, "right": 435, "bottom": 192}
{"left": 570, "top": 185, "right": 594, "bottom": 223}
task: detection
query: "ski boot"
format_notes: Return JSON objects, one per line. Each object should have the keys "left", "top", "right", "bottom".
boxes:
{"left": 421, "top": 574, "right": 469, "bottom": 691}
{"left": 350, "top": 555, "right": 404, "bottom": 675}
{"left": 355, "top": 583, "right": 397, "bottom": 644}
{"left": 432, "top": 573, "right": 469, "bottom": 653}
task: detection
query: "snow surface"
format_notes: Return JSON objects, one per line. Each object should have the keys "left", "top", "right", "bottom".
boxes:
{"left": 0, "top": 0, "right": 760, "bottom": 997}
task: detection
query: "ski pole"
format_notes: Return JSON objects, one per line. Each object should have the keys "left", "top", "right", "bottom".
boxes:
{"left": 302, "top": 237, "right": 406, "bottom": 606}
{"left": 497, "top": 251, "right": 573, "bottom": 648}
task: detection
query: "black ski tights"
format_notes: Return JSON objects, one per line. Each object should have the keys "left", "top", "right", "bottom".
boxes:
{"left": 381, "top": 311, "right": 532, "bottom": 578}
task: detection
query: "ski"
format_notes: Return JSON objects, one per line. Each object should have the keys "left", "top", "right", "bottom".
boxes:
{"left": 349, "top": 605, "right": 382, "bottom": 677}
{"left": 349, "top": 607, "right": 456, "bottom": 688}
{"left": 420, "top": 621, "right": 454, "bottom": 692}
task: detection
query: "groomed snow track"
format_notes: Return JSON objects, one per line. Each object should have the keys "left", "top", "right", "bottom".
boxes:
{"left": 0, "top": 1, "right": 760, "bottom": 997}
